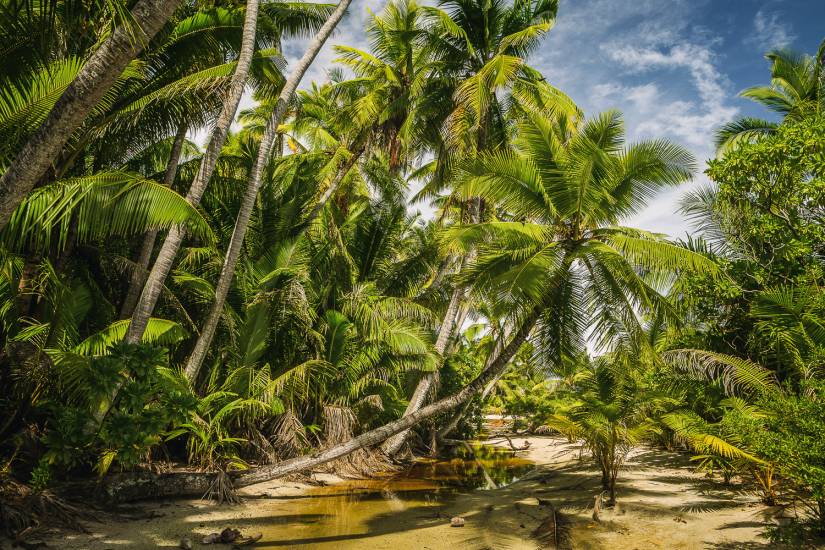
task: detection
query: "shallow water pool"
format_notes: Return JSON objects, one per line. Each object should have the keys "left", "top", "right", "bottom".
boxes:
{"left": 246, "top": 444, "right": 534, "bottom": 548}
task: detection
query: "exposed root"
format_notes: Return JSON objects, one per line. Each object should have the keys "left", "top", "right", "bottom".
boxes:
{"left": 203, "top": 470, "right": 241, "bottom": 505}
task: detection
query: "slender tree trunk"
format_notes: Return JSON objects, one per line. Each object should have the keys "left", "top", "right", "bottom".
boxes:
{"left": 124, "top": 0, "right": 261, "bottom": 345}
{"left": 436, "top": 326, "right": 509, "bottom": 441}
{"left": 120, "top": 122, "right": 188, "bottom": 319}
{"left": 382, "top": 283, "right": 465, "bottom": 455}
{"left": 0, "top": 0, "right": 184, "bottom": 230}
{"left": 182, "top": 0, "right": 355, "bottom": 382}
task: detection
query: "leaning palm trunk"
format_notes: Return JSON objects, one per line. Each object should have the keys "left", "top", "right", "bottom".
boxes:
{"left": 0, "top": 0, "right": 184, "bottom": 230}
{"left": 294, "top": 146, "right": 364, "bottom": 236}
{"left": 100, "top": 303, "right": 542, "bottom": 502}
{"left": 381, "top": 283, "right": 465, "bottom": 455}
{"left": 224, "top": 302, "right": 539, "bottom": 486}
{"left": 182, "top": 0, "right": 355, "bottom": 382}
{"left": 437, "top": 327, "right": 508, "bottom": 441}
{"left": 120, "top": 122, "right": 188, "bottom": 318}
{"left": 124, "top": 0, "right": 261, "bottom": 345}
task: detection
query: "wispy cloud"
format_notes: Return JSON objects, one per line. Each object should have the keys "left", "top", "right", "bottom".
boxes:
{"left": 747, "top": 8, "right": 795, "bottom": 51}
{"left": 281, "top": 0, "right": 386, "bottom": 87}
{"left": 602, "top": 43, "right": 737, "bottom": 147}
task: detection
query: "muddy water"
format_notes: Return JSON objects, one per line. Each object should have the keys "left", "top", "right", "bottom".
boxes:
{"left": 249, "top": 445, "right": 534, "bottom": 549}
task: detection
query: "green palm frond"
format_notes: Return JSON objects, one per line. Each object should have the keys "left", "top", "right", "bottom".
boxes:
{"left": 663, "top": 349, "right": 777, "bottom": 395}
{"left": 73, "top": 318, "right": 187, "bottom": 356}
{"left": 4, "top": 171, "right": 213, "bottom": 252}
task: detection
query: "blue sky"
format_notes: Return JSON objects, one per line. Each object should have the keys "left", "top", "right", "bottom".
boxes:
{"left": 280, "top": 0, "right": 825, "bottom": 238}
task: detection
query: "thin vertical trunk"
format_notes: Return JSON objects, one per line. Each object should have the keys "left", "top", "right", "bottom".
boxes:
{"left": 125, "top": 0, "right": 261, "bottom": 345}
{"left": 0, "top": 0, "right": 184, "bottom": 230}
{"left": 381, "top": 282, "right": 465, "bottom": 455}
{"left": 382, "top": 207, "right": 481, "bottom": 455}
{"left": 182, "top": 0, "right": 355, "bottom": 382}
{"left": 120, "top": 122, "right": 188, "bottom": 319}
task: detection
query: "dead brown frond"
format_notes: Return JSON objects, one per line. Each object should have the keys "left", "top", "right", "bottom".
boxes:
{"left": 1, "top": 478, "right": 92, "bottom": 541}
{"left": 317, "top": 405, "right": 393, "bottom": 477}
{"left": 267, "top": 409, "right": 308, "bottom": 459}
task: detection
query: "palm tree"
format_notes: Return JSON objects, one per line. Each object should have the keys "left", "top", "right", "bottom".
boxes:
{"left": 124, "top": 0, "right": 262, "bottom": 349}
{"left": 715, "top": 39, "right": 825, "bottom": 152}
{"left": 124, "top": 0, "right": 343, "bottom": 349}
{"left": 545, "top": 354, "right": 662, "bottom": 505}
{"left": 383, "top": 0, "right": 561, "bottom": 455}
{"left": 0, "top": 0, "right": 185, "bottom": 229}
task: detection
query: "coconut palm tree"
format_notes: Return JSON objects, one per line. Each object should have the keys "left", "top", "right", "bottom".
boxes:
{"left": 383, "top": 0, "right": 561, "bottom": 455}
{"left": 545, "top": 354, "right": 663, "bottom": 505}
{"left": 715, "top": 40, "right": 825, "bottom": 152}
{"left": 126, "top": 0, "right": 344, "bottom": 350}
{"left": 123, "top": 0, "right": 262, "bottom": 350}
{"left": 0, "top": 0, "right": 185, "bottom": 229}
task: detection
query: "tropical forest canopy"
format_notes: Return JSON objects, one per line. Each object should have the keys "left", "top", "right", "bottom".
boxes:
{"left": 0, "top": 0, "right": 824, "bottom": 544}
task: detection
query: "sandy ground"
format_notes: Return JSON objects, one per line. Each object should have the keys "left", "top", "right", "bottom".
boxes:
{"left": 27, "top": 436, "right": 775, "bottom": 550}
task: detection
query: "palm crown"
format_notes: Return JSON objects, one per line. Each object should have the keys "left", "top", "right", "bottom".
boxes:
{"left": 448, "top": 85, "right": 712, "bottom": 365}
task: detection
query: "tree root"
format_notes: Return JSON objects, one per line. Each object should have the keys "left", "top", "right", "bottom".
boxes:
{"left": 203, "top": 470, "right": 240, "bottom": 505}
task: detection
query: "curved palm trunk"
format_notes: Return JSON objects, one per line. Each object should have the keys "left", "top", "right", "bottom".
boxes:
{"left": 381, "top": 283, "right": 464, "bottom": 455}
{"left": 183, "top": 0, "right": 355, "bottom": 382}
{"left": 382, "top": 238, "right": 480, "bottom": 456}
{"left": 120, "top": 122, "right": 188, "bottom": 319}
{"left": 0, "top": 0, "right": 184, "bottom": 230}
{"left": 232, "top": 302, "right": 541, "bottom": 487}
{"left": 124, "top": 0, "right": 261, "bottom": 345}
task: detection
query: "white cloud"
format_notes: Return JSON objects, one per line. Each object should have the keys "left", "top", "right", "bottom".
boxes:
{"left": 748, "top": 8, "right": 795, "bottom": 50}
{"left": 601, "top": 43, "right": 738, "bottom": 148}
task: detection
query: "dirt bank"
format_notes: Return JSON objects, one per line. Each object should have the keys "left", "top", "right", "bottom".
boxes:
{"left": 30, "top": 436, "right": 772, "bottom": 549}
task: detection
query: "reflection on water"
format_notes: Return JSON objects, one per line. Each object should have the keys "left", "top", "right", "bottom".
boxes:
{"left": 251, "top": 444, "right": 534, "bottom": 548}
{"left": 404, "top": 443, "right": 534, "bottom": 490}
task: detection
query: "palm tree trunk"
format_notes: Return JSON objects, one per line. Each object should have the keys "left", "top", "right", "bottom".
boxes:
{"left": 436, "top": 326, "right": 509, "bottom": 441}
{"left": 0, "top": 0, "right": 183, "bottom": 230}
{"left": 232, "top": 302, "right": 542, "bottom": 487}
{"left": 182, "top": 0, "right": 355, "bottom": 382}
{"left": 124, "top": 0, "right": 261, "bottom": 345}
{"left": 293, "top": 146, "right": 364, "bottom": 237}
{"left": 381, "top": 283, "right": 465, "bottom": 455}
{"left": 120, "top": 122, "right": 188, "bottom": 319}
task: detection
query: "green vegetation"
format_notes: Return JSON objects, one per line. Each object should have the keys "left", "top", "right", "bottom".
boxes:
{"left": 0, "top": 0, "right": 823, "bottom": 546}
